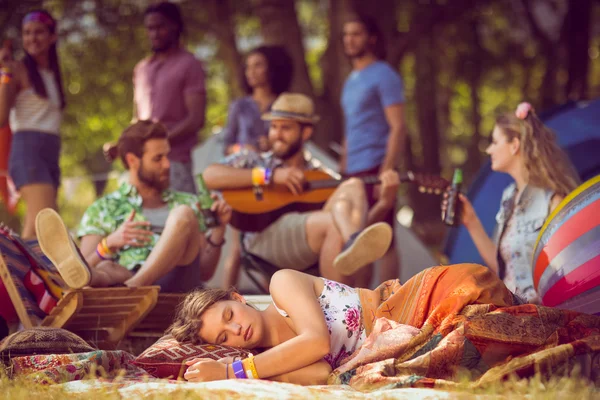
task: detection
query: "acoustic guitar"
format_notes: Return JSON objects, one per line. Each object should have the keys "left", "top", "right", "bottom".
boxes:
{"left": 0, "top": 224, "right": 66, "bottom": 315}
{"left": 221, "top": 170, "right": 449, "bottom": 232}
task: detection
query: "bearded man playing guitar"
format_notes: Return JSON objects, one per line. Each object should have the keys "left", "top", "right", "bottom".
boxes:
{"left": 204, "top": 93, "right": 399, "bottom": 287}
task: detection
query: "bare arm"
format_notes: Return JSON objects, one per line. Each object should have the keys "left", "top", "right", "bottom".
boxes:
{"left": 0, "top": 60, "right": 21, "bottom": 127}
{"left": 197, "top": 225, "right": 224, "bottom": 281}
{"left": 167, "top": 91, "right": 205, "bottom": 142}
{"left": 464, "top": 214, "right": 499, "bottom": 274}
{"left": 197, "top": 198, "right": 231, "bottom": 281}
{"left": 203, "top": 163, "right": 254, "bottom": 190}
{"left": 79, "top": 234, "right": 105, "bottom": 268}
{"left": 550, "top": 194, "right": 564, "bottom": 212}
{"left": 269, "top": 359, "right": 332, "bottom": 385}
{"left": 251, "top": 270, "right": 331, "bottom": 379}
{"left": 367, "top": 170, "right": 399, "bottom": 224}
{"left": 459, "top": 193, "right": 498, "bottom": 273}
{"left": 380, "top": 103, "right": 407, "bottom": 173}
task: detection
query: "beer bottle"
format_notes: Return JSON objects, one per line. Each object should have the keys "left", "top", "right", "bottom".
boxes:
{"left": 195, "top": 174, "right": 219, "bottom": 228}
{"left": 442, "top": 169, "right": 463, "bottom": 227}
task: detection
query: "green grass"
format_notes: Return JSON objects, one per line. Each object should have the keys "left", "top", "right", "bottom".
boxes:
{"left": 1, "top": 368, "right": 599, "bottom": 400}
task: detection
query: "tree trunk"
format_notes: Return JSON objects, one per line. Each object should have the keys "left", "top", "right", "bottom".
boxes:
{"left": 522, "top": 0, "right": 567, "bottom": 110}
{"left": 205, "top": 0, "right": 245, "bottom": 99}
{"left": 251, "top": 0, "right": 314, "bottom": 96}
{"left": 413, "top": 29, "right": 442, "bottom": 224}
{"left": 564, "top": 0, "right": 592, "bottom": 101}
{"left": 316, "top": 0, "right": 355, "bottom": 152}
{"left": 465, "top": 16, "right": 483, "bottom": 177}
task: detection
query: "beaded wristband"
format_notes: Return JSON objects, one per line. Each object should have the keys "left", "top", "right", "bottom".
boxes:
{"left": 264, "top": 168, "right": 272, "bottom": 185}
{"left": 232, "top": 360, "right": 246, "bottom": 379}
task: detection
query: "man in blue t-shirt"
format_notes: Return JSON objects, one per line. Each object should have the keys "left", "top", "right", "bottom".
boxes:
{"left": 340, "top": 14, "right": 407, "bottom": 282}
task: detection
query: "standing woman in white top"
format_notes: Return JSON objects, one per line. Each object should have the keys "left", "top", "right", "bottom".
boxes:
{"left": 0, "top": 10, "right": 66, "bottom": 239}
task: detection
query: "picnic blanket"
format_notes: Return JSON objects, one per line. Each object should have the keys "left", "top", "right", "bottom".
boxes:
{"left": 8, "top": 350, "right": 148, "bottom": 385}
{"left": 329, "top": 264, "right": 600, "bottom": 390}
{"left": 7, "top": 349, "right": 456, "bottom": 399}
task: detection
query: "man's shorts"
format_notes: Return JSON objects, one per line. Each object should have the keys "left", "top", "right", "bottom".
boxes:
{"left": 245, "top": 212, "right": 318, "bottom": 271}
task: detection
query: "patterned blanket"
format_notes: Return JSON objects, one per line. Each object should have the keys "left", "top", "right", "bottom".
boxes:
{"left": 9, "top": 350, "right": 150, "bottom": 385}
{"left": 329, "top": 264, "right": 600, "bottom": 390}
{"left": 6, "top": 264, "right": 600, "bottom": 395}
{"left": 8, "top": 350, "right": 455, "bottom": 399}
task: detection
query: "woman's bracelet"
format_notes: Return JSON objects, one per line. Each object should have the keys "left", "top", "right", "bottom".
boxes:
{"left": 242, "top": 354, "right": 258, "bottom": 379}
{"left": 0, "top": 68, "right": 13, "bottom": 84}
{"left": 231, "top": 360, "right": 247, "bottom": 379}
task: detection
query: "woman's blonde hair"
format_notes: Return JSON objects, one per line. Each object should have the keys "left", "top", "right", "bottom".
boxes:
{"left": 167, "top": 287, "right": 237, "bottom": 344}
{"left": 495, "top": 111, "right": 580, "bottom": 197}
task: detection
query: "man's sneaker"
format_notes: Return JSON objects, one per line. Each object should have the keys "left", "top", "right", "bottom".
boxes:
{"left": 333, "top": 222, "right": 393, "bottom": 276}
{"left": 35, "top": 208, "right": 91, "bottom": 289}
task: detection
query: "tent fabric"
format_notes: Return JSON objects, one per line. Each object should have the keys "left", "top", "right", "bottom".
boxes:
{"left": 445, "top": 98, "right": 600, "bottom": 265}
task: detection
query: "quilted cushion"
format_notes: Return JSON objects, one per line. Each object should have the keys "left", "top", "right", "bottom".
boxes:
{"left": 133, "top": 335, "right": 252, "bottom": 380}
{"left": 0, "top": 327, "right": 95, "bottom": 365}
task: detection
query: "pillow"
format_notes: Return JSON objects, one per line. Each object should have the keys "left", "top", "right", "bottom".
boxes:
{"left": 133, "top": 334, "right": 252, "bottom": 380}
{"left": 0, "top": 327, "right": 95, "bottom": 365}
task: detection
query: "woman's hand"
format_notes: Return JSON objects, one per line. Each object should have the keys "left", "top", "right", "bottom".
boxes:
{"left": 184, "top": 358, "right": 228, "bottom": 382}
{"left": 441, "top": 191, "right": 477, "bottom": 228}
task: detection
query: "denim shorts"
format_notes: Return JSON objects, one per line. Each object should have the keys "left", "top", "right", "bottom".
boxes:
{"left": 9, "top": 131, "right": 61, "bottom": 189}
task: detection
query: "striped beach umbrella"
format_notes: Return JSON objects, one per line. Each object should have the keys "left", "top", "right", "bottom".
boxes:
{"left": 533, "top": 175, "right": 600, "bottom": 315}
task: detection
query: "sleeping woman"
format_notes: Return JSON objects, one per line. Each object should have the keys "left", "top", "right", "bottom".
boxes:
{"left": 168, "top": 262, "right": 600, "bottom": 387}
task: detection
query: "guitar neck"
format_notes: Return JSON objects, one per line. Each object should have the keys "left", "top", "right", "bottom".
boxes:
{"left": 307, "top": 172, "right": 412, "bottom": 190}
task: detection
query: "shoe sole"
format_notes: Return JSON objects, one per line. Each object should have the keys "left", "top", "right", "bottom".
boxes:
{"left": 35, "top": 208, "right": 91, "bottom": 289}
{"left": 333, "top": 222, "right": 393, "bottom": 276}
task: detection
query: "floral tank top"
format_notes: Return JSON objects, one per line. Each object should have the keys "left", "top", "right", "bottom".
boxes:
{"left": 273, "top": 278, "right": 367, "bottom": 369}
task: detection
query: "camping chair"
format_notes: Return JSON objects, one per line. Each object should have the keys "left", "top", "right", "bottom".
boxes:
{"left": 239, "top": 233, "right": 319, "bottom": 294}
{"left": 0, "top": 235, "right": 159, "bottom": 349}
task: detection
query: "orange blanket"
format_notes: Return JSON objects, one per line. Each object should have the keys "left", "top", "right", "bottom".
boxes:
{"left": 329, "top": 264, "right": 600, "bottom": 390}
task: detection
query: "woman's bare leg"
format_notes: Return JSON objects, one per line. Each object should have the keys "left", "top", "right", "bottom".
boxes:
{"left": 19, "top": 183, "right": 57, "bottom": 239}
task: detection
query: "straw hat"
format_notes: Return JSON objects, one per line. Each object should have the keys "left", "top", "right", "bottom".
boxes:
{"left": 262, "top": 92, "right": 320, "bottom": 124}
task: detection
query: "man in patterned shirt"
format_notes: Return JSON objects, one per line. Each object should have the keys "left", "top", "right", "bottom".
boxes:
{"left": 36, "top": 121, "right": 231, "bottom": 291}
{"left": 204, "top": 93, "right": 399, "bottom": 287}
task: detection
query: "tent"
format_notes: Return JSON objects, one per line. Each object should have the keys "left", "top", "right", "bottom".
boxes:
{"left": 192, "top": 133, "right": 437, "bottom": 290}
{"left": 444, "top": 98, "right": 600, "bottom": 264}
